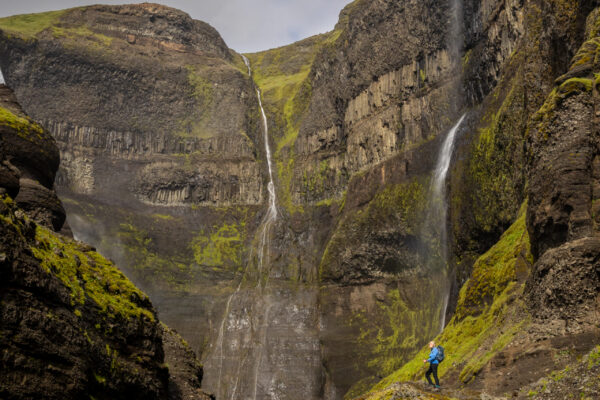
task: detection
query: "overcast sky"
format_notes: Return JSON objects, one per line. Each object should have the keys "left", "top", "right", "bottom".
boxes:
{"left": 0, "top": 0, "right": 352, "bottom": 53}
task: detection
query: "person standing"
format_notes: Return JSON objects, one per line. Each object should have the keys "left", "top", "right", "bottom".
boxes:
{"left": 423, "top": 341, "right": 441, "bottom": 389}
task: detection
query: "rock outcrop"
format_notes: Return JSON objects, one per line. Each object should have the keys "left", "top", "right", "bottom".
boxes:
{"left": 525, "top": 7, "right": 600, "bottom": 325}
{"left": 0, "top": 85, "right": 65, "bottom": 230}
{"left": 0, "top": 84, "right": 210, "bottom": 399}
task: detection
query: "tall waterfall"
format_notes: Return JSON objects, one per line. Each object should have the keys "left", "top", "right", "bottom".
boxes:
{"left": 423, "top": 0, "right": 466, "bottom": 332}
{"left": 428, "top": 114, "right": 466, "bottom": 330}
{"left": 247, "top": 55, "right": 279, "bottom": 279}
{"left": 203, "top": 55, "right": 313, "bottom": 400}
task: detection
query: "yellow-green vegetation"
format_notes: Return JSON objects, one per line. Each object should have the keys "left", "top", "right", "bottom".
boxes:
{"left": 93, "top": 373, "right": 106, "bottom": 385}
{"left": 51, "top": 25, "right": 113, "bottom": 48}
{"left": 151, "top": 213, "right": 176, "bottom": 221}
{"left": 361, "top": 384, "right": 450, "bottom": 400}
{"left": 344, "top": 286, "right": 443, "bottom": 399}
{"left": 0, "top": 10, "right": 67, "bottom": 39}
{"left": 30, "top": 224, "right": 154, "bottom": 321}
{"left": 533, "top": 75, "right": 595, "bottom": 141}
{"left": 461, "top": 56, "right": 526, "bottom": 239}
{"left": 589, "top": 345, "right": 600, "bottom": 369}
{"left": 369, "top": 203, "right": 531, "bottom": 392}
{"left": 246, "top": 30, "right": 342, "bottom": 213}
{"left": 532, "top": 9, "right": 599, "bottom": 140}
{"left": 117, "top": 222, "right": 194, "bottom": 291}
{"left": 191, "top": 222, "right": 244, "bottom": 270}
{"left": 0, "top": 106, "right": 46, "bottom": 141}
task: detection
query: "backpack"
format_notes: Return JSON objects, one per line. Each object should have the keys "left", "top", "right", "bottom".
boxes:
{"left": 435, "top": 345, "right": 445, "bottom": 362}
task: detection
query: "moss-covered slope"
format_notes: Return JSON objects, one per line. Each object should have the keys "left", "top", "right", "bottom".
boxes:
{"left": 362, "top": 3, "right": 600, "bottom": 398}
{"left": 0, "top": 195, "right": 168, "bottom": 399}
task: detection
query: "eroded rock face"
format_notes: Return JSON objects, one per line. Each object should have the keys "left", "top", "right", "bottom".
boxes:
{"left": 0, "top": 4, "right": 262, "bottom": 209}
{"left": 0, "top": 85, "right": 65, "bottom": 231}
{"left": 0, "top": 79, "right": 210, "bottom": 400}
{"left": 0, "top": 200, "right": 168, "bottom": 399}
{"left": 526, "top": 8, "right": 600, "bottom": 323}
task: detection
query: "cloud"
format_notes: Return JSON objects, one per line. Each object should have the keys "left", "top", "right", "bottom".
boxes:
{"left": 0, "top": 0, "right": 351, "bottom": 53}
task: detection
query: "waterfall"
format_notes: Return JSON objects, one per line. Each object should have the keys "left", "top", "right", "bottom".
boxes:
{"left": 246, "top": 55, "right": 278, "bottom": 279}
{"left": 0, "top": 68, "right": 5, "bottom": 85}
{"left": 429, "top": 114, "right": 466, "bottom": 331}
{"left": 420, "top": 0, "right": 466, "bottom": 333}
{"left": 207, "top": 55, "right": 279, "bottom": 400}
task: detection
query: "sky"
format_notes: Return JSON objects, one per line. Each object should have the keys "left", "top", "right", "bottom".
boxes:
{"left": 0, "top": 0, "right": 352, "bottom": 53}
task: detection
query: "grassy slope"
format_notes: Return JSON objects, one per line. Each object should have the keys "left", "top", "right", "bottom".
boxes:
{"left": 0, "top": 195, "right": 156, "bottom": 323}
{"left": 0, "top": 10, "right": 68, "bottom": 38}
{"left": 367, "top": 203, "right": 532, "bottom": 395}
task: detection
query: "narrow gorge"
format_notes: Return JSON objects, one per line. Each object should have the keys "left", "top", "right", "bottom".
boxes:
{"left": 1, "top": 0, "right": 599, "bottom": 399}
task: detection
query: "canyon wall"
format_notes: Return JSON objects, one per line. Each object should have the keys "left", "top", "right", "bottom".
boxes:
{"left": 1, "top": 0, "right": 599, "bottom": 399}
{"left": 0, "top": 84, "right": 210, "bottom": 400}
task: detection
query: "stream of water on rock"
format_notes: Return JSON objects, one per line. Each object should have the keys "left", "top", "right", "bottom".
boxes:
{"left": 429, "top": 114, "right": 466, "bottom": 331}
{"left": 206, "top": 55, "right": 281, "bottom": 400}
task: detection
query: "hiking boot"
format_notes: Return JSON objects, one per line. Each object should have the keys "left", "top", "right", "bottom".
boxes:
{"left": 434, "top": 385, "right": 441, "bottom": 390}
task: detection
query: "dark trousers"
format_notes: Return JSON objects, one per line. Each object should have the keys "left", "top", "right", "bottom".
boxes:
{"left": 426, "top": 363, "right": 439, "bottom": 386}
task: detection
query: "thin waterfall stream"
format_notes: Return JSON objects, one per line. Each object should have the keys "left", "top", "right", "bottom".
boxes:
{"left": 207, "top": 55, "right": 279, "bottom": 400}
{"left": 429, "top": 114, "right": 466, "bottom": 331}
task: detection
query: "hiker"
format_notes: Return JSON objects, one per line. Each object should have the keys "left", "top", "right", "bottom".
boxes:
{"left": 423, "top": 340, "right": 441, "bottom": 389}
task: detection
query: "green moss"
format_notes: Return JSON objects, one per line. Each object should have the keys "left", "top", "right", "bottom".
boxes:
{"left": 93, "top": 373, "right": 106, "bottom": 385}
{"left": 173, "top": 65, "right": 215, "bottom": 138}
{"left": 30, "top": 225, "right": 154, "bottom": 321}
{"left": 51, "top": 25, "right": 113, "bottom": 47}
{"left": 588, "top": 345, "right": 600, "bottom": 369}
{"left": 191, "top": 222, "right": 244, "bottom": 269}
{"left": 320, "top": 178, "right": 429, "bottom": 280}
{"left": 370, "top": 202, "right": 531, "bottom": 392}
{"left": 463, "top": 70, "right": 526, "bottom": 236}
{"left": 347, "top": 287, "right": 443, "bottom": 384}
{"left": 0, "top": 10, "right": 67, "bottom": 39}
{"left": 151, "top": 213, "right": 176, "bottom": 221}
{"left": 0, "top": 106, "right": 46, "bottom": 140}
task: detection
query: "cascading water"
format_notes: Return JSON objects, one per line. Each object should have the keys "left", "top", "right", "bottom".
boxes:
{"left": 249, "top": 55, "right": 278, "bottom": 279}
{"left": 422, "top": 0, "right": 466, "bottom": 333}
{"left": 428, "top": 114, "right": 466, "bottom": 331}
{"left": 204, "top": 55, "right": 283, "bottom": 400}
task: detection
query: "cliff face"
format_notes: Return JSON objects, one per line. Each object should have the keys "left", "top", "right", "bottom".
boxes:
{"left": 0, "top": 84, "right": 210, "bottom": 399}
{"left": 1, "top": 1, "right": 599, "bottom": 399}
{"left": 0, "top": 4, "right": 266, "bottom": 366}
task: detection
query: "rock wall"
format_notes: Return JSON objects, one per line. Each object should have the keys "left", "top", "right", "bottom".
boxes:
{"left": 0, "top": 85, "right": 210, "bottom": 399}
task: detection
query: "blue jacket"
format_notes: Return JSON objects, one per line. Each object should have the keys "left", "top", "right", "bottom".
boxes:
{"left": 426, "top": 347, "right": 439, "bottom": 364}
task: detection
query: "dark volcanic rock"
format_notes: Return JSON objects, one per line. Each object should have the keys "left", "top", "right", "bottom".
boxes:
{"left": 0, "top": 196, "right": 168, "bottom": 400}
{"left": 527, "top": 237, "right": 600, "bottom": 320}
{"left": 0, "top": 80, "right": 210, "bottom": 400}
{"left": 0, "top": 84, "right": 65, "bottom": 230}
{"left": 162, "top": 325, "right": 214, "bottom": 400}
{"left": 525, "top": 9, "right": 600, "bottom": 321}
